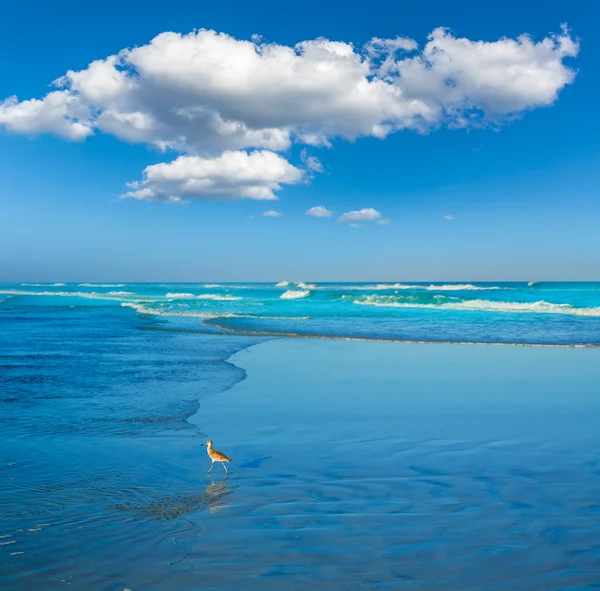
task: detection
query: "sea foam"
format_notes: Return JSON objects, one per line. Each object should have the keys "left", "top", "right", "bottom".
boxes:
{"left": 352, "top": 295, "right": 600, "bottom": 317}
{"left": 281, "top": 289, "right": 311, "bottom": 299}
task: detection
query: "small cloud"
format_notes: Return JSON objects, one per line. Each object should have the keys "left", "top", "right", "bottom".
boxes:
{"left": 348, "top": 223, "right": 360, "bottom": 228}
{"left": 301, "top": 149, "right": 324, "bottom": 173}
{"left": 377, "top": 219, "right": 390, "bottom": 226}
{"left": 340, "top": 208, "right": 382, "bottom": 223}
{"left": 305, "top": 205, "right": 333, "bottom": 218}
{"left": 264, "top": 210, "right": 283, "bottom": 217}
{"left": 444, "top": 214, "right": 455, "bottom": 221}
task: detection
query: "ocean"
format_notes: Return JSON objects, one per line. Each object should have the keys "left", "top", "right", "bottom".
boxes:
{"left": 2, "top": 281, "right": 600, "bottom": 345}
{"left": 2, "top": 282, "right": 600, "bottom": 589}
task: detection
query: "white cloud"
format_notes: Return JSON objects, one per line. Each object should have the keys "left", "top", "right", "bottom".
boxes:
{"left": 348, "top": 223, "right": 360, "bottom": 228}
{"left": 305, "top": 205, "right": 334, "bottom": 218}
{"left": 0, "top": 91, "right": 93, "bottom": 140}
{"left": 0, "top": 25, "right": 579, "bottom": 203}
{"left": 340, "top": 208, "right": 382, "bottom": 223}
{"left": 444, "top": 214, "right": 455, "bottom": 220}
{"left": 122, "top": 150, "right": 303, "bottom": 203}
{"left": 263, "top": 210, "right": 283, "bottom": 217}
{"left": 377, "top": 219, "right": 391, "bottom": 225}
{"left": 0, "top": 26, "right": 578, "bottom": 148}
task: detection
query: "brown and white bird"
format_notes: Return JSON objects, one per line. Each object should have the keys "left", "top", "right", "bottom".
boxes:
{"left": 202, "top": 440, "right": 232, "bottom": 474}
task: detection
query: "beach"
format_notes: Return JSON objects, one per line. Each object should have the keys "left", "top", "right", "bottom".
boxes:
{"left": 2, "top": 313, "right": 600, "bottom": 589}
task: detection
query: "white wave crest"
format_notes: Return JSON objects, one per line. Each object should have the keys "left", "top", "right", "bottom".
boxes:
{"left": 280, "top": 289, "right": 311, "bottom": 299}
{"left": 78, "top": 283, "right": 125, "bottom": 287}
{"left": 296, "top": 282, "right": 317, "bottom": 289}
{"left": 196, "top": 294, "right": 243, "bottom": 301}
{"left": 165, "top": 292, "right": 196, "bottom": 298}
{"left": 353, "top": 296, "right": 600, "bottom": 317}
{"left": 276, "top": 281, "right": 290, "bottom": 287}
{"left": 106, "top": 291, "right": 135, "bottom": 296}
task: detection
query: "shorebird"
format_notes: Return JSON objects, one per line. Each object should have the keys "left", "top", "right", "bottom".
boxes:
{"left": 202, "top": 440, "right": 232, "bottom": 474}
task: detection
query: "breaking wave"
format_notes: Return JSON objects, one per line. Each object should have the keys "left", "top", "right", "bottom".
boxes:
{"left": 276, "top": 281, "right": 290, "bottom": 287}
{"left": 120, "top": 302, "right": 309, "bottom": 321}
{"left": 296, "top": 282, "right": 317, "bottom": 289}
{"left": 280, "top": 289, "right": 311, "bottom": 300}
{"left": 120, "top": 302, "right": 237, "bottom": 318}
{"left": 352, "top": 295, "right": 600, "bottom": 317}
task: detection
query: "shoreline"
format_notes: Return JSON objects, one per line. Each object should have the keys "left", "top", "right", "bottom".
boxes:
{"left": 201, "top": 320, "right": 599, "bottom": 348}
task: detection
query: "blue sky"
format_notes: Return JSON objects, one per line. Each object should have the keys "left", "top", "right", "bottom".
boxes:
{"left": 0, "top": 0, "right": 598, "bottom": 282}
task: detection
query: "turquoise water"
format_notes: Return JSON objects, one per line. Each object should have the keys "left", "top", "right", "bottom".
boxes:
{"left": 2, "top": 282, "right": 600, "bottom": 589}
{"left": 2, "top": 281, "right": 600, "bottom": 344}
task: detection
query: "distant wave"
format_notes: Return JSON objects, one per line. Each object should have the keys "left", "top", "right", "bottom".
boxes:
{"left": 528, "top": 281, "right": 538, "bottom": 287}
{"left": 275, "top": 281, "right": 290, "bottom": 287}
{"left": 424, "top": 284, "right": 504, "bottom": 291}
{"left": 353, "top": 295, "right": 600, "bottom": 317}
{"left": 296, "top": 282, "right": 317, "bottom": 289}
{"left": 164, "top": 292, "right": 242, "bottom": 301}
{"left": 280, "top": 289, "right": 311, "bottom": 299}
{"left": 339, "top": 283, "right": 505, "bottom": 291}
{"left": 78, "top": 283, "right": 125, "bottom": 287}
{"left": 0, "top": 289, "right": 151, "bottom": 302}
{"left": 203, "top": 283, "right": 253, "bottom": 289}
{"left": 2, "top": 289, "right": 80, "bottom": 297}
{"left": 21, "top": 283, "right": 66, "bottom": 287}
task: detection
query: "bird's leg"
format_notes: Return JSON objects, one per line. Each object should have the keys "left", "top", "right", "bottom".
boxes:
{"left": 207, "top": 461, "right": 214, "bottom": 474}
{"left": 222, "top": 462, "right": 228, "bottom": 474}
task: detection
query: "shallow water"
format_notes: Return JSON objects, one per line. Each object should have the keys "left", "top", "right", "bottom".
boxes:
{"left": 0, "top": 305, "right": 263, "bottom": 589}
{"left": 2, "top": 301, "right": 600, "bottom": 589}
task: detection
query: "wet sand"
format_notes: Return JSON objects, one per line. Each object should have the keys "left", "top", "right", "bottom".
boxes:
{"left": 183, "top": 339, "right": 600, "bottom": 590}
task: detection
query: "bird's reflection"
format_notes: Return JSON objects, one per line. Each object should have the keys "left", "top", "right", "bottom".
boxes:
{"left": 204, "top": 475, "right": 237, "bottom": 513}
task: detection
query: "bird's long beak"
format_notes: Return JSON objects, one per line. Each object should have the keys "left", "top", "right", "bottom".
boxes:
{"left": 200, "top": 443, "right": 205, "bottom": 446}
